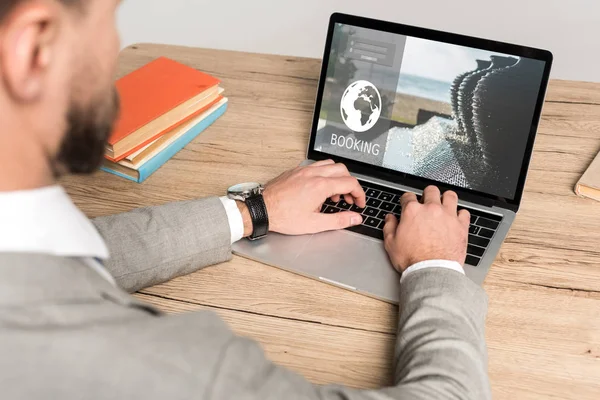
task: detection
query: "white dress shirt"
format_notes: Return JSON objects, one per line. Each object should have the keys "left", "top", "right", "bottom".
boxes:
{"left": 219, "top": 197, "right": 245, "bottom": 243}
{"left": 0, "top": 185, "right": 115, "bottom": 285}
{"left": 0, "top": 187, "right": 462, "bottom": 285}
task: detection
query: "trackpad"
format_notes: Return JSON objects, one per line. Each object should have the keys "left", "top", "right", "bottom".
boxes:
{"left": 294, "top": 230, "right": 400, "bottom": 303}
{"left": 232, "top": 232, "right": 313, "bottom": 266}
{"left": 233, "top": 230, "right": 400, "bottom": 303}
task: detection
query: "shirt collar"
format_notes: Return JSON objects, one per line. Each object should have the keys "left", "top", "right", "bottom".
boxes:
{"left": 0, "top": 185, "right": 109, "bottom": 260}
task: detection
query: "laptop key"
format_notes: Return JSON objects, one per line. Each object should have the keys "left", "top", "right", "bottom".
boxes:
{"left": 363, "top": 207, "right": 379, "bottom": 217}
{"left": 467, "top": 244, "right": 485, "bottom": 257}
{"left": 377, "top": 210, "right": 390, "bottom": 220}
{"left": 323, "top": 206, "right": 340, "bottom": 214}
{"left": 365, "top": 189, "right": 381, "bottom": 198}
{"left": 320, "top": 204, "right": 327, "bottom": 213}
{"left": 366, "top": 198, "right": 382, "bottom": 208}
{"left": 379, "top": 192, "right": 394, "bottom": 202}
{"left": 465, "top": 255, "right": 481, "bottom": 267}
{"left": 470, "top": 214, "right": 477, "bottom": 224}
{"left": 392, "top": 194, "right": 403, "bottom": 203}
{"left": 346, "top": 224, "right": 383, "bottom": 240}
{"left": 477, "top": 217, "right": 499, "bottom": 230}
{"left": 469, "top": 234, "right": 490, "bottom": 248}
{"left": 350, "top": 204, "right": 365, "bottom": 213}
{"left": 469, "top": 225, "right": 481, "bottom": 235}
{"left": 337, "top": 200, "right": 351, "bottom": 210}
{"left": 378, "top": 219, "right": 387, "bottom": 229}
{"left": 380, "top": 202, "right": 395, "bottom": 212}
{"left": 364, "top": 217, "right": 381, "bottom": 228}
{"left": 325, "top": 198, "right": 337, "bottom": 206}
{"left": 479, "top": 227, "right": 494, "bottom": 238}
{"left": 393, "top": 205, "right": 402, "bottom": 214}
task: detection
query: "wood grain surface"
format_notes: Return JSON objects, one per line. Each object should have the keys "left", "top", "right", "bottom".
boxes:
{"left": 60, "top": 43, "right": 600, "bottom": 399}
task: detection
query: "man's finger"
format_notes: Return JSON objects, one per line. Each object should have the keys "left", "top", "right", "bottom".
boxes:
{"left": 442, "top": 190, "right": 459, "bottom": 213}
{"left": 458, "top": 209, "right": 471, "bottom": 227}
{"left": 400, "top": 192, "right": 418, "bottom": 209}
{"left": 311, "top": 211, "right": 363, "bottom": 232}
{"left": 307, "top": 159, "right": 335, "bottom": 168}
{"left": 382, "top": 213, "right": 398, "bottom": 242}
{"left": 331, "top": 195, "right": 341, "bottom": 203}
{"left": 343, "top": 194, "right": 355, "bottom": 205}
{"left": 310, "top": 163, "right": 351, "bottom": 178}
{"left": 423, "top": 186, "right": 441, "bottom": 205}
{"left": 325, "top": 176, "right": 366, "bottom": 208}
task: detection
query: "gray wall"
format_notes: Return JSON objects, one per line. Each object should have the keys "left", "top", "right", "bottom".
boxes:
{"left": 117, "top": 0, "right": 599, "bottom": 82}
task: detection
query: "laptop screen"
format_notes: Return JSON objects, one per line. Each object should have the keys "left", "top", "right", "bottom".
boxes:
{"left": 313, "top": 22, "right": 548, "bottom": 200}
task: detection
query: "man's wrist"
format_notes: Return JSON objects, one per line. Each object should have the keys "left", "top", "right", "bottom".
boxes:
{"left": 400, "top": 260, "right": 465, "bottom": 284}
{"left": 236, "top": 201, "right": 254, "bottom": 238}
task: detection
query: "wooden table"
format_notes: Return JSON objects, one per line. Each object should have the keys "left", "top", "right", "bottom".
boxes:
{"left": 61, "top": 44, "right": 600, "bottom": 399}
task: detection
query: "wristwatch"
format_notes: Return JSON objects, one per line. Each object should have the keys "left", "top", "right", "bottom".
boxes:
{"left": 227, "top": 182, "right": 269, "bottom": 241}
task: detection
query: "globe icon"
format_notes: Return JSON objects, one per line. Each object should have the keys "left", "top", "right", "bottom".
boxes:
{"left": 340, "top": 80, "right": 382, "bottom": 133}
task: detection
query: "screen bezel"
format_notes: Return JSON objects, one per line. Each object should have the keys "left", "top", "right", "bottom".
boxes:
{"left": 307, "top": 12, "right": 554, "bottom": 211}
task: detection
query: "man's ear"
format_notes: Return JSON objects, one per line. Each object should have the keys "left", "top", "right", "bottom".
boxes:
{"left": 0, "top": 1, "right": 59, "bottom": 103}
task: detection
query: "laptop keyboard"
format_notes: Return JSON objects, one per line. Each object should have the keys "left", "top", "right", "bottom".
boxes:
{"left": 320, "top": 180, "right": 502, "bottom": 267}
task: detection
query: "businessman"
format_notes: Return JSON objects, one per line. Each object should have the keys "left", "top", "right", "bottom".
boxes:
{"left": 0, "top": 1, "right": 490, "bottom": 399}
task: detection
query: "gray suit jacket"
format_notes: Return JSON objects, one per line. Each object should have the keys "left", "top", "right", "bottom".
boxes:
{"left": 0, "top": 197, "right": 491, "bottom": 399}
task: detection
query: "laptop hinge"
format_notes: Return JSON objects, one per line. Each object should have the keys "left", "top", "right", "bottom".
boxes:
{"left": 500, "top": 202, "right": 519, "bottom": 213}
{"left": 459, "top": 192, "right": 519, "bottom": 213}
{"left": 458, "top": 192, "right": 494, "bottom": 208}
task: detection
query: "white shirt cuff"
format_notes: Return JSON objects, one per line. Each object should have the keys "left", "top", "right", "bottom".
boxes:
{"left": 400, "top": 260, "right": 465, "bottom": 284}
{"left": 219, "top": 197, "right": 244, "bottom": 244}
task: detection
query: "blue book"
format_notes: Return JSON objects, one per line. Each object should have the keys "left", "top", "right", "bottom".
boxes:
{"left": 102, "top": 101, "right": 228, "bottom": 183}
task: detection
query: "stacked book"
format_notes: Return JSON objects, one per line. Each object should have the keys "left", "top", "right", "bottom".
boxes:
{"left": 102, "top": 57, "right": 228, "bottom": 182}
{"left": 575, "top": 149, "right": 600, "bottom": 202}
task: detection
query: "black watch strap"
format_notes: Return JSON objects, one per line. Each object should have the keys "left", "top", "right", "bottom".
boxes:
{"left": 246, "top": 194, "right": 269, "bottom": 240}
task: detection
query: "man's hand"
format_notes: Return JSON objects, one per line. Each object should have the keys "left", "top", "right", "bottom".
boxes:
{"left": 239, "top": 160, "right": 366, "bottom": 236}
{"left": 383, "top": 186, "right": 470, "bottom": 272}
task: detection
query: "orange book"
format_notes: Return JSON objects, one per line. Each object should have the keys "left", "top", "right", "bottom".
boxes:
{"left": 107, "top": 57, "right": 220, "bottom": 162}
{"left": 123, "top": 89, "right": 225, "bottom": 167}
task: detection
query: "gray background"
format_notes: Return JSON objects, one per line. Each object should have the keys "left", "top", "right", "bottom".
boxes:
{"left": 117, "top": 0, "right": 599, "bottom": 82}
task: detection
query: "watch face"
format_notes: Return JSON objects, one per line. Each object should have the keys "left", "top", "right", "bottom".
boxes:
{"left": 229, "top": 182, "right": 261, "bottom": 195}
{"left": 228, "top": 183, "right": 264, "bottom": 202}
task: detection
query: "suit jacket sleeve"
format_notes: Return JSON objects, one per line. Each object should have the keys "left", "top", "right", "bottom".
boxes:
{"left": 206, "top": 268, "right": 491, "bottom": 400}
{"left": 382, "top": 267, "right": 491, "bottom": 399}
{"left": 92, "top": 197, "right": 232, "bottom": 293}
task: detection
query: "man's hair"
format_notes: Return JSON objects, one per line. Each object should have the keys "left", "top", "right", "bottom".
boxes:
{"left": 0, "top": 0, "right": 81, "bottom": 23}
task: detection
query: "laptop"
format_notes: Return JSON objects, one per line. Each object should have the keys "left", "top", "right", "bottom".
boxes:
{"left": 233, "top": 13, "right": 553, "bottom": 303}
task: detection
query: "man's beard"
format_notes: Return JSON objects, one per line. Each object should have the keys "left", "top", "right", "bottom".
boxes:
{"left": 54, "top": 89, "right": 120, "bottom": 176}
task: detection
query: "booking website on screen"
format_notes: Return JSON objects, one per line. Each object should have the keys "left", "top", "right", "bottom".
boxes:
{"left": 314, "top": 23, "right": 547, "bottom": 199}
